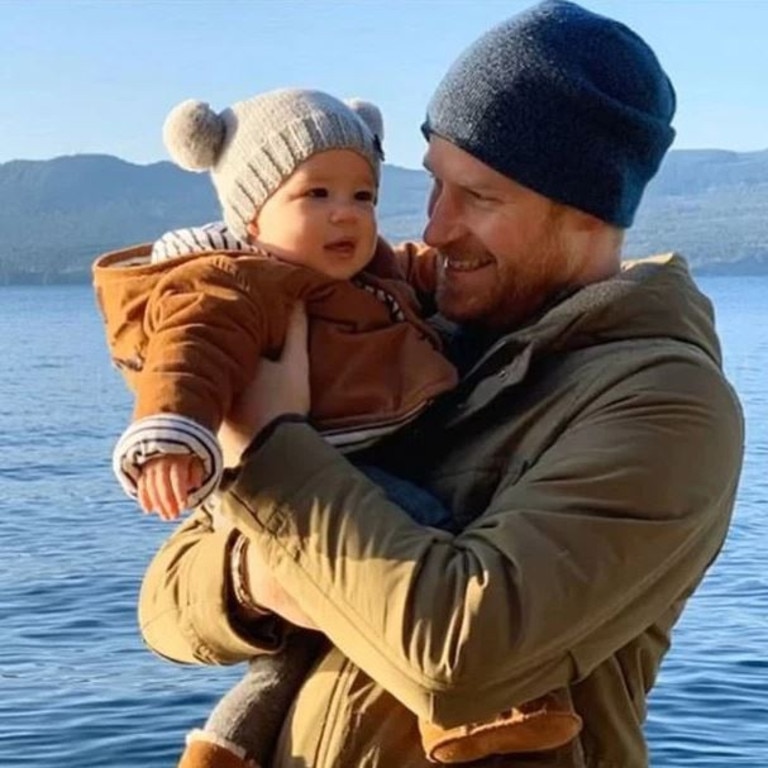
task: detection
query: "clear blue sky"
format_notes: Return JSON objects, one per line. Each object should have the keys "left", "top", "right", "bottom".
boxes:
{"left": 2, "top": 0, "right": 766, "bottom": 169}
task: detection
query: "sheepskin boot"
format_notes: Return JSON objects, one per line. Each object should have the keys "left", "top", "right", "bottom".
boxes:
{"left": 177, "top": 729, "right": 259, "bottom": 768}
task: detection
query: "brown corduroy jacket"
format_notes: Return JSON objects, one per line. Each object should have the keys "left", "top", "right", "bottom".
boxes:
{"left": 92, "top": 242, "right": 457, "bottom": 438}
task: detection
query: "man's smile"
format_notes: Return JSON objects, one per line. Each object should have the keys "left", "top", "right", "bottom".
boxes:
{"left": 441, "top": 255, "right": 494, "bottom": 272}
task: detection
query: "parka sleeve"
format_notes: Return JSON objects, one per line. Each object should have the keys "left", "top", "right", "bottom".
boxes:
{"left": 138, "top": 505, "right": 286, "bottom": 664}
{"left": 214, "top": 352, "right": 743, "bottom": 727}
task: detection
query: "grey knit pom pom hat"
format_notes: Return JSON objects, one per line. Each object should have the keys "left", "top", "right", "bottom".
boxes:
{"left": 163, "top": 88, "right": 385, "bottom": 240}
{"left": 423, "top": 0, "right": 676, "bottom": 227}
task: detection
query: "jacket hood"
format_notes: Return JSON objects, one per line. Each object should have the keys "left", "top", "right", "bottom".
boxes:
{"left": 478, "top": 253, "right": 721, "bottom": 375}
{"left": 534, "top": 253, "right": 719, "bottom": 362}
{"left": 432, "top": 252, "right": 724, "bottom": 434}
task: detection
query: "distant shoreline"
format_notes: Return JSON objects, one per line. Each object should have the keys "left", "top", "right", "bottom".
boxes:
{"left": 2, "top": 263, "right": 767, "bottom": 287}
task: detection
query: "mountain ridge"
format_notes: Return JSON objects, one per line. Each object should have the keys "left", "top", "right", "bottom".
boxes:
{"left": 2, "top": 149, "right": 767, "bottom": 284}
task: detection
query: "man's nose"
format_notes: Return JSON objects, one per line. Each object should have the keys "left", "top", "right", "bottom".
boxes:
{"left": 423, "top": 187, "right": 462, "bottom": 246}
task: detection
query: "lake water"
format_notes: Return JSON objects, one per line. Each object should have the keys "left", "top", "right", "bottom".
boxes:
{"left": 0, "top": 278, "right": 766, "bottom": 767}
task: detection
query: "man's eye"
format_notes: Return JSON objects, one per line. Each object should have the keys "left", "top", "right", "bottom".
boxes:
{"left": 306, "top": 188, "right": 329, "bottom": 198}
{"left": 355, "top": 190, "right": 375, "bottom": 202}
{"left": 467, "top": 188, "right": 497, "bottom": 204}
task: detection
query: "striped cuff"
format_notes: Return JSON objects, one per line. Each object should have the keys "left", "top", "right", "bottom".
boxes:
{"left": 113, "top": 414, "right": 223, "bottom": 507}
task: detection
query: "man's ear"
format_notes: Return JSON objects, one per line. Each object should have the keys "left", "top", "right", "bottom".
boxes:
{"left": 246, "top": 220, "right": 259, "bottom": 244}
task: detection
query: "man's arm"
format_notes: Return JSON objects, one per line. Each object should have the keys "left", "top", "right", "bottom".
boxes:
{"left": 214, "top": 355, "right": 742, "bottom": 727}
{"left": 138, "top": 504, "right": 287, "bottom": 664}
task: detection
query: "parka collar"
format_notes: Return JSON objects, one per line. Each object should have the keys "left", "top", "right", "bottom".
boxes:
{"left": 434, "top": 253, "right": 720, "bottom": 423}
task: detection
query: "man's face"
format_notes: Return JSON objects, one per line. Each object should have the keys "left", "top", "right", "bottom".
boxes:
{"left": 423, "top": 136, "right": 582, "bottom": 329}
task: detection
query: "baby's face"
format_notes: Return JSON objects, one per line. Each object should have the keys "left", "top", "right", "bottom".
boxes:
{"left": 249, "top": 149, "right": 378, "bottom": 280}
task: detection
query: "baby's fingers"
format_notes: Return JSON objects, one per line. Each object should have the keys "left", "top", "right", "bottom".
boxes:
{"left": 168, "top": 460, "right": 194, "bottom": 516}
{"left": 142, "top": 465, "right": 168, "bottom": 519}
{"left": 137, "top": 476, "right": 155, "bottom": 515}
{"left": 138, "top": 457, "right": 201, "bottom": 521}
{"left": 187, "top": 458, "right": 204, "bottom": 496}
{"left": 139, "top": 461, "right": 176, "bottom": 521}
{"left": 153, "top": 464, "right": 183, "bottom": 521}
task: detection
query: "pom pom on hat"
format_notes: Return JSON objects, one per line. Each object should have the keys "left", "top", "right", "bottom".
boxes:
{"left": 345, "top": 99, "right": 384, "bottom": 143}
{"left": 163, "top": 99, "right": 226, "bottom": 172}
{"left": 345, "top": 98, "right": 385, "bottom": 160}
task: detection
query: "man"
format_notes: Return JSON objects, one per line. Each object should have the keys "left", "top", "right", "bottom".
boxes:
{"left": 138, "top": 2, "right": 744, "bottom": 766}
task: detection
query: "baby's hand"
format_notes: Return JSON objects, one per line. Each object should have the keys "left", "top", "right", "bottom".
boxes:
{"left": 137, "top": 454, "right": 204, "bottom": 521}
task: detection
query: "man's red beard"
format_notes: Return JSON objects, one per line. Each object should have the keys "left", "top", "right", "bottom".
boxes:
{"left": 434, "top": 229, "right": 574, "bottom": 330}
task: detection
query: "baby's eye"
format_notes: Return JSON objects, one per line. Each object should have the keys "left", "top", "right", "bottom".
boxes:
{"left": 306, "top": 187, "right": 329, "bottom": 198}
{"left": 355, "top": 190, "right": 375, "bottom": 202}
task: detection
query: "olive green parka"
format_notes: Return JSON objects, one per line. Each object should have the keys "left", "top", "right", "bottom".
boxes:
{"left": 139, "top": 254, "right": 743, "bottom": 768}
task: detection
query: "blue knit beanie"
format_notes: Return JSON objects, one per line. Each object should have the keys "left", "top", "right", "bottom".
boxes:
{"left": 423, "top": 0, "right": 676, "bottom": 227}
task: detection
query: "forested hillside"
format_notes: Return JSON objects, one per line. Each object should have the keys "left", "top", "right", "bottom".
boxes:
{"left": 2, "top": 148, "right": 767, "bottom": 283}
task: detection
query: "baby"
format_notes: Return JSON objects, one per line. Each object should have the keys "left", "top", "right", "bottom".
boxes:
{"left": 93, "top": 88, "right": 581, "bottom": 768}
